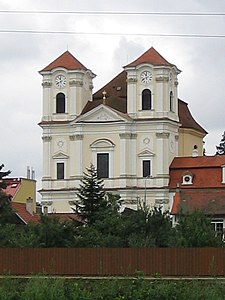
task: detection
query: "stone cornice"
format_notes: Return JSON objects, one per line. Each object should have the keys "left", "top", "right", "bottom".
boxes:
{"left": 41, "top": 201, "right": 53, "bottom": 206}
{"left": 156, "top": 132, "right": 170, "bottom": 138}
{"left": 69, "top": 134, "right": 84, "bottom": 141}
{"left": 119, "top": 133, "right": 137, "bottom": 139}
{"left": 69, "top": 80, "right": 83, "bottom": 87}
{"left": 155, "top": 76, "right": 169, "bottom": 82}
{"left": 42, "top": 81, "right": 52, "bottom": 87}
{"left": 127, "top": 77, "right": 137, "bottom": 83}
{"left": 42, "top": 136, "right": 52, "bottom": 142}
{"left": 155, "top": 198, "right": 169, "bottom": 204}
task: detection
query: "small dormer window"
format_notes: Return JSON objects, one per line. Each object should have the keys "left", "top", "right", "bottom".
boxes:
{"left": 182, "top": 173, "right": 193, "bottom": 185}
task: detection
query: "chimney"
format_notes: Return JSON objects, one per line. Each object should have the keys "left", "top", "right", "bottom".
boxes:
{"left": 27, "top": 166, "right": 30, "bottom": 179}
{"left": 43, "top": 206, "right": 48, "bottom": 216}
{"left": 26, "top": 197, "right": 33, "bottom": 215}
{"left": 176, "top": 182, "right": 180, "bottom": 192}
{"left": 31, "top": 167, "right": 35, "bottom": 180}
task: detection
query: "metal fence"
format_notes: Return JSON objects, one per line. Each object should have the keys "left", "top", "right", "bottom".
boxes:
{"left": 1, "top": 248, "right": 225, "bottom": 276}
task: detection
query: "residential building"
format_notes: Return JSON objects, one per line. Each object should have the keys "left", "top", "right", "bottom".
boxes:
{"left": 3, "top": 177, "right": 39, "bottom": 224}
{"left": 39, "top": 47, "right": 206, "bottom": 213}
{"left": 169, "top": 155, "right": 225, "bottom": 238}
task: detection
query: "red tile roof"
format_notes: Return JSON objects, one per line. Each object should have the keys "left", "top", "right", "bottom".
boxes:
{"left": 171, "top": 189, "right": 225, "bottom": 216}
{"left": 94, "top": 71, "right": 127, "bottom": 100}
{"left": 125, "top": 47, "right": 179, "bottom": 69}
{"left": 169, "top": 156, "right": 225, "bottom": 189}
{"left": 92, "top": 72, "right": 206, "bottom": 134}
{"left": 40, "top": 51, "right": 88, "bottom": 72}
{"left": 178, "top": 99, "right": 207, "bottom": 134}
{"left": 171, "top": 191, "right": 181, "bottom": 215}
{"left": 12, "top": 202, "right": 40, "bottom": 224}
{"left": 3, "top": 178, "right": 21, "bottom": 198}
{"left": 81, "top": 97, "right": 127, "bottom": 115}
{"left": 170, "top": 155, "right": 225, "bottom": 169}
{"left": 48, "top": 213, "right": 83, "bottom": 223}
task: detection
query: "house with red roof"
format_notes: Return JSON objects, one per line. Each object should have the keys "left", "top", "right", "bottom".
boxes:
{"left": 3, "top": 177, "right": 39, "bottom": 224}
{"left": 169, "top": 155, "right": 225, "bottom": 237}
{"left": 39, "top": 47, "right": 207, "bottom": 212}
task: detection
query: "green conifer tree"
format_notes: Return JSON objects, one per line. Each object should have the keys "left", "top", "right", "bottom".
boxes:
{"left": 216, "top": 131, "right": 225, "bottom": 155}
{"left": 76, "top": 163, "right": 107, "bottom": 225}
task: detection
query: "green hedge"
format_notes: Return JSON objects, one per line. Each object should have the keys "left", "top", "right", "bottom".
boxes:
{"left": 0, "top": 277, "right": 225, "bottom": 299}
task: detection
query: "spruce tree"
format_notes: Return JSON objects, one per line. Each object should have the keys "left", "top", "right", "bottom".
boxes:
{"left": 76, "top": 163, "right": 107, "bottom": 225}
{"left": 216, "top": 131, "right": 225, "bottom": 155}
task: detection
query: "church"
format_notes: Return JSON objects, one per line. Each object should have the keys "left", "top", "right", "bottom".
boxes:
{"left": 39, "top": 47, "right": 207, "bottom": 213}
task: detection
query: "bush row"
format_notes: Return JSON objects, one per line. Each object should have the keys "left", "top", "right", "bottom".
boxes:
{"left": 0, "top": 277, "right": 225, "bottom": 299}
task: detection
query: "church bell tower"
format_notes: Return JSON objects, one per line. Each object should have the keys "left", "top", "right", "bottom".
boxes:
{"left": 39, "top": 51, "right": 95, "bottom": 212}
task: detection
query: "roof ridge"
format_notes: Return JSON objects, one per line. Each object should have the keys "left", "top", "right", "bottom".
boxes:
{"left": 40, "top": 50, "right": 88, "bottom": 72}
{"left": 125, "top": 46, "right": 177, "bottom": 68}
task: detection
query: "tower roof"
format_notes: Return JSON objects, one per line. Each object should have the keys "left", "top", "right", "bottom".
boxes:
{"left": 125, "top": 47, "right": 179, "bottom": 70}
{"left": 178, "top": 99, "right": 207, "bottom": 134}
{"left": 40, "top": 51, "right": 88, "bottom": 72}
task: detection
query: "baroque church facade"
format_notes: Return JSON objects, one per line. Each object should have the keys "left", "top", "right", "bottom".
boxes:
{"left": 39, "top": 47, "right": 206, "bottom": 213}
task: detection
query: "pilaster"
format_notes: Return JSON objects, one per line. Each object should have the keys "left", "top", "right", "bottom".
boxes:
{"left": 156, "top": 132, "right": 170, "bottom": 177}
{"left": 119, "top": 133, "right": 137, "bottom": 177}
{"left": 42, "top": 81, "right": 52, "bottom": 120}
{"left": 127, "top": 72, "right": 137, "bottom": 118}
{"left": 42, "top": 136, "right": 52, "bottom": 179}
{"left": 69, "top": 134, "right": 84, "bottom": 178}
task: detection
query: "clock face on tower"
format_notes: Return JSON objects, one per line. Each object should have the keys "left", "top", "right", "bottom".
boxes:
{"left": 140, "top": 71, "right": 152, "bottom": 84}
{"left": 55, "top": 75, "right": 66, "bottom": 88}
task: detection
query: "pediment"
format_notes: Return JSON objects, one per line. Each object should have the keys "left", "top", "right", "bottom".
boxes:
{"left": 74, "top": 104, "right": 128, "bottom": 123}
{"left": 52, "top": 151, "right": 69, "bottom": 159}
{"left": 138, "top": 149, "right": 155, "bottom": 157}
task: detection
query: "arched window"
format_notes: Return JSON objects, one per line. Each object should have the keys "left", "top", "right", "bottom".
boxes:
{"left": 142, "top": 89, "right": 152, "bottom": 110}
{"left": 90, "top": 139, "right": 115, "bottom": 179}
{"left": 170, "top": 91, "right": 173, "bottom": 111}
{"left": 56, "top": 93, "right": 65, "bottom": 113}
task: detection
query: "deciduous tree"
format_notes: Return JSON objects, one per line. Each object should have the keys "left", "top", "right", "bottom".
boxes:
{"left": 175, "top": 210, "right": 222, "bottom": 247}
{"left": 0, "top": 164, "right": 15, "bottom": 224}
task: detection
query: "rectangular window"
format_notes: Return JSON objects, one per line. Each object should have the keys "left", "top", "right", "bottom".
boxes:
{"left": 143, "top": 160, "right": 151, "bottom": 177}
{"left": 57, "top": 162, "right": 64, "bottom": 179}
{"left": 211, "top": 220, "right": 224, "bottom": 239}
{"left": 97, "top": 153, "right": 109, "bottom": 178}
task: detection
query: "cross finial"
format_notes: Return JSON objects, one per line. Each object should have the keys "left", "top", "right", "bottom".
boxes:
{"left": 102, "top": 90, "right": 107, "bottom": 104}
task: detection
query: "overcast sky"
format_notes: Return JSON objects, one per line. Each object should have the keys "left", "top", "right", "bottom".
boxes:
{"left": 0, "top": 0, "right": 224, "bottom": 196}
